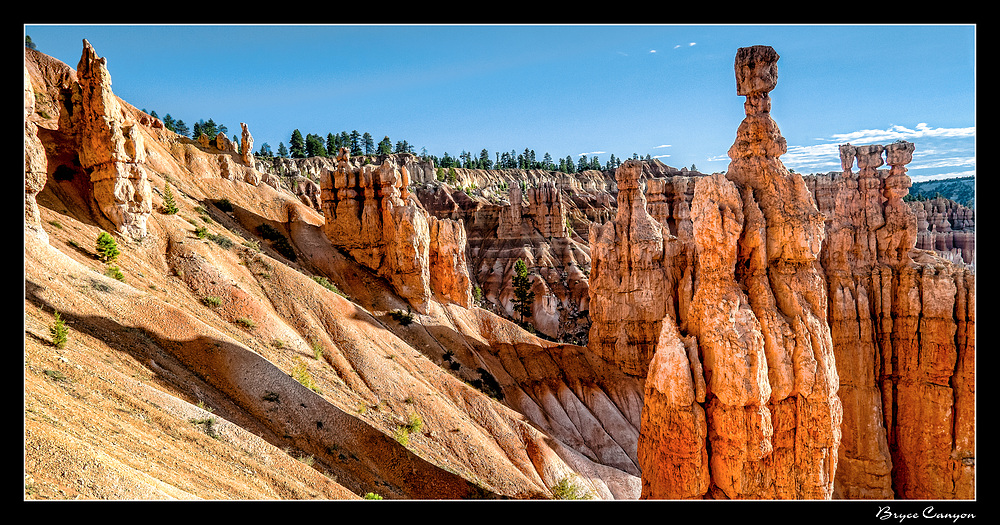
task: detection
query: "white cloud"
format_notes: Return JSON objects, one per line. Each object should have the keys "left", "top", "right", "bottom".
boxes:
{"left": 827, "top": 123, "right": 975, "bottom": 145}
{"left": 650, "top": 49, "right": 657, "bottom": 53}
{"left": 782, "top": 143, "right": 843, "bottom": 169}
{"left": 653, "top": 154, "right": 671, "bottom": 159}
{"left": 653, "top": 144, "right": 672, "bottom": 149}
{"left": 909, "top": 155, "right": 976, "bottom": 170}
{"left": 578, "top": 151, "right": 605, "bottom": 157}
{"left": 689, "top": 42, "right": 696, "bottom": 46}
{"left": 705, "top": 123, "right": 975, "bottom": 181}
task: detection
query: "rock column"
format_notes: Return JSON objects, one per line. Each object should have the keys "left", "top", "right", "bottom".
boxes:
{"left": 637, "top": 45, "right": 842, "bottom": 500}
{"left": 321, "top": 148, "right": 472, "bottom": 313}
{"left": 75, "top": 39, "right": 152, "bottom": 240}
{"left": 588, "top": 160, "right": 672, "bottom": 377}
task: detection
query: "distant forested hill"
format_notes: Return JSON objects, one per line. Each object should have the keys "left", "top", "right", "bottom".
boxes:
{"left": 906, "top": 176, "right": 975, "bottom": 208}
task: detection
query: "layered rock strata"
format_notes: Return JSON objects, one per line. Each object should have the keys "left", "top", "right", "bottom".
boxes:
{"left": 635, "top": 45, "right": 842, "bottom": 499}
{"left": 910, "top": 197, "right": 975, "bottom": 267}
{"left": 807, "top": 142, "right": 975, "bottom": 499}
{"left": 320, "top": 148, "right": 471, "bottom": 313}
{"left": 497, "top": 182, "right": 568, "bottom": 240}
{"left": 75, "top": 39, "right": 153, "bottom": 240}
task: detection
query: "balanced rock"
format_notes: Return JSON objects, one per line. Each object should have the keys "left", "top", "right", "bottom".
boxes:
{"left": 636, "top": 45, "right": 842, "bottom": 500}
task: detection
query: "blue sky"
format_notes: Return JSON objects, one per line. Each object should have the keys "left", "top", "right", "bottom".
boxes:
{"left": 24, "top": 24, "right": 975, "bottom": 182}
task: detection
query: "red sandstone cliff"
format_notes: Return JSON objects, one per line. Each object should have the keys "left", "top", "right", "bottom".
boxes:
{"left": 802, "top": 142, "right": 975, "bottom": 499}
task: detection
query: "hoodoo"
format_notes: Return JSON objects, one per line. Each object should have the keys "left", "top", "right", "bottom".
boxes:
{"left": 636, "top": 45, "right": 842, "bottom": 499}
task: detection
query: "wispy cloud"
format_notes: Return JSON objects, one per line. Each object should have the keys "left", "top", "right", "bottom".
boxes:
{"left": 826, "top": 123, "right": 974, "bottom": 144}
{"left": 673, "top": 42, "right": 697, "bottom": 49}
{"left": 706, "top": 123, "right": 976, "bottom": 182}
{"left": 578, "top": 151, "right": 606, "bottom": 157}
{"left": 654, "top": 144, "right": 672, "bottom": 149}
{"left": 781, "top": 143, "right": 843, "bottom": 171}
{"left": 785, "top": 123, "right": 976, "bottom": 180}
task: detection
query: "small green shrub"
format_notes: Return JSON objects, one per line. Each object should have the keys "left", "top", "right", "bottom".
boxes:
{"left": 201, "top": 296, "right": 222, "bottom": 307}
{"left": 105, "top": 266, "right": 125, "bottom": 282}
{"left": 189, "top": 416, "right": 219, "bottom": 438}
{"left": 393, "top": 427, "right": 410, "bottom": 446}
{"left": 363, "top": 492, "right": 383, "bottom": 500}
{"left": 389, "top": 309, "right": 414, "bottom": 326}
{"left": 256, "top": 224, "right": 296, "bottom": 261}
{"left": 208, "top": 233, "right": 234, "bottom": 249}
{"left": 291, "top": 358, "right": 320, "bottom": 393}
{"left": 234, "top": 317, "right": 256, "bottom": 330}
{"left": 550, "top": 475, "right": 593, "bottom": 500}
{"left": 392, "top": 410, "right": 423, "bottom": 446}
{"left": 195, "top": 226, "right": 208, "bottom": 239}
{"left": 95, "top": 231, "right": 119, "bottom": 263}
{"left": 403, "top": 411, "right": 423, "bottom": 434}
{"left": 44, "top": 369, "right": 68, "bottom": 382}
{"left": 215, "top": 199, "right": 233, "bottom": 213}
{"left": 49, "top": 311, "right": 68, "bottom": 349}
{"left": 163, "top": 181, "right": 179, "bottom": 214}
{"left": 311, "top": 276, "right": 347, "bottom": 298}
{"left": 469, "top": 367, "right": 504, "bottom": 401}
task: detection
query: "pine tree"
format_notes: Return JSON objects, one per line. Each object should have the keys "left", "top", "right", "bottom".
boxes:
{"left": 350, "top": 130, "right": 362, "bottom": 156}
{"left": 362, "top": 132, "right": 375, "bottom": 155}
{"left": 50, "top": 310, "right": 67, "bottom": 349}
{"left": 96, "top": 231, "right": 120, "bottom": 263}
{"left": 163, "top": 180, "right": 179, "bottom": 214}
{"left": 326, "top": 133, "right": 337, "bottom": 155}
{"left": 173, "top": 119, "right": 189, "bottom": 137}
{"left": 378, "top": 136, "right": 393, "bottom": 155}
{"left": 511, "top": 259, "right": 535, "bottom": 324}
{"left": 277, "top": 142, "right": 289, "bottom": 158}
{"left": 289, "top": 129, "right": 306, "bottom": 158}
{"left": 305, "top": 133, "right": 327, "bottom": 157}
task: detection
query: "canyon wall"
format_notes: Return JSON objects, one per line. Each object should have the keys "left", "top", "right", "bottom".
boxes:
{"left": 803, "top": 143, "right": 975, "bottom": 499}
